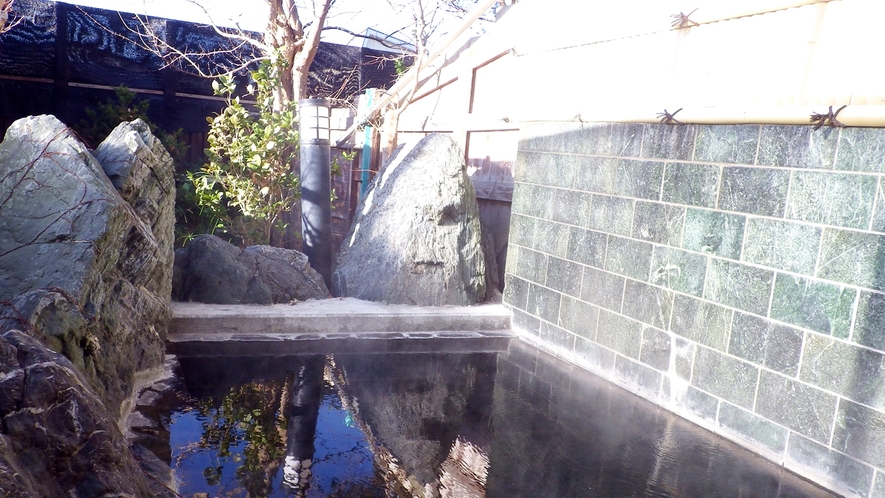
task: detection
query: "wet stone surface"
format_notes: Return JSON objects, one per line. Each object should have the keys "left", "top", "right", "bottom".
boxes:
{"left": 558, "top": 295, "right": 598, "bottom": 340}
{"left": 604, "top": 236, "right": 653, "bottom": 281}
{"left": 514, "top": 247, "right": 547, "bottom": 283}
{"left": 567, "top": 227, "right": 607, "bottom": 268}
{"left": 588, "top": 194, "right": 634, "bottom": 236}
{"left": 834, "top": 127, "right": 885, "bottom": 172}
{"left": 757, "top": 125, "right": 838, "bottom": 170}
{"left": 834, "top": 399, "right": 885, "bottom": 469}
{"left": 596, "top": 310, "right": 643, "bottom": 359}
{"left": 755, "top": 371, "right": 837, "bottom": 444}
{"left": 742, "top": 218, "right": 821, "bottom": 275}
{"left": 649, "top": 246, "right": 707, "bottom": 297}
{"left": 580, "top": 266, "right": 625, "bottom": 312}
{"left": 817, "top": 229, "right": 885, "bottom": 291}
{"left": 632, "top": 201, "right": 686, "bottom": 246}
{"left": 853, "top": 290, "right": 885, "bottom": 351}
{"left": 718, "top": 166, "right": 790, "bottom": 217}
{"left": 621, "top": 280, "right": 673, "bottom": 330}
{"left": 613, "top": 159, "right": 664, "bottom": 200}
{"left": 694, "top": 124, "right": 759, "bottom": 165}
{"left": 551, "top": 188, "right": 592, "bottom": 226}
{"left": 508, "top": 122, "right": 885, "bottom": 497}
{"left": 703, "top": 259, "right": 773, "bottom": 316}
{"left": 641, "top": 123, "right": 697, "bottom": 161}
{"left": 682, "top": 208, "right": 746, "bottom": 259}
{"left": 661, "top": 162, "right": 720, "bottom": 208}
{"left": 533, "top": 220, "right": 570, "bottom": 258}
{"left": 728, "top": 312, "right": 803, "bottom": 377}
{"left": 786, "top": 171, "right": 877, "bottom": 229}
{"left": 717, "top": 402, "right": 788, "bottom": 454}
{"left": 545, "top": 257, "right": 583, "bottom": 296}
{"left": 576, "top": 156, "right": 618, "bottom": 194}
{"left": 800, "top": 334, "right": 885, "bottom": 410}
{"left": 770, "top": 275, "right": 855, "bottom": 338}
{"left": 787, "top": 434, "right": 875, "bottom": 498}
{"left": 670, "top": 295, "right": 732, "bottom": 352}
{"left": 692, "top": 346, "right": 759, "bottom": 409}
{"left": 639, "top": 326, "right": 671, "bottom": 371}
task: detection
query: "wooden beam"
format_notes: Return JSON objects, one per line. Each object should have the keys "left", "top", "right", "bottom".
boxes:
{"left": 334, "top": 0, "right": 499, "bottom": 147}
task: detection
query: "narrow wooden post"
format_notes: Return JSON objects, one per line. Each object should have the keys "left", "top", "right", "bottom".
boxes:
{"left": 162, "top": 20, "right": 180, "bottom": 109}
{"left": 53, "top": 2, "right": 70, "bottom": 119}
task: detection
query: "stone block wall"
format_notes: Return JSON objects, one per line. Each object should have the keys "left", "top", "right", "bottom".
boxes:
{"left": 503, "top": 122, "right": 885, "bottom": 498}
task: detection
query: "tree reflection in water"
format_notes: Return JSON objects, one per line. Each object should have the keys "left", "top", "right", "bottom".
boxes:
{"left": 172, "top": 355, "right": 385, "bottom": 497}
{"left": 189, "top": 378, "right": 287, "bottom": 495}
{"left": 168, "top": 352, "right": 493, "bottom": 497}
{"left": 154, "top": 346, "right": 838, "bottom": 498}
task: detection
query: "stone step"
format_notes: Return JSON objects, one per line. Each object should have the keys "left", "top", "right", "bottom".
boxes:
{"left": 168, "top": 298, "right": 513, "bottom": 356}
{"left": 167, "top": 329, "right": 515, "bottom": 356}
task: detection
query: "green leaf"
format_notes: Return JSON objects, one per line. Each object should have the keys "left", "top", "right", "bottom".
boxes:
{"left": 194, "top": 58, "right": 308, "bottom": 246}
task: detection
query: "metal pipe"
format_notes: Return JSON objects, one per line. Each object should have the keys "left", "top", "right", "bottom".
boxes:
{"left": 299, "top": 98, "right": 332, "bottom": 290}
{"left": 359, "top": 89, "right": 374, "bottom": 200}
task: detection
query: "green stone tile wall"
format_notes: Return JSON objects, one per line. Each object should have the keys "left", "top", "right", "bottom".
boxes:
{"left": 504, "top": 122, "right": 885, "bottom": 498}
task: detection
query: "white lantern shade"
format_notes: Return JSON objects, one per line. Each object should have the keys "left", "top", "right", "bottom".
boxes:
{"left": 299, "top": 99, "right": 331, "bottom": 143}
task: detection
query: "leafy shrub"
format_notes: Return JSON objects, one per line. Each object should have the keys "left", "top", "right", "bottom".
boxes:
{"left": 192, "top": 59, "right": 301, "bottom": 246}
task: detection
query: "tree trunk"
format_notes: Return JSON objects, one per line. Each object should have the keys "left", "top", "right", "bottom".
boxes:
{"left": 264, "top": 0, "right": 332, "bottom": 110}
{"left": 261, "top": 0, "right": 332, "bottom": 248}
{"left": 265, "top": 0, "right": 301, "bottom": 110}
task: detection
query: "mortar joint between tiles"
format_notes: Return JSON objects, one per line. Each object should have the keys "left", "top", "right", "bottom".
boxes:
{"left": 753, "top": 125, "right": 763, "bottom": 166}
{"left": 826, "top": 396, "right": 840, "bottom": 448}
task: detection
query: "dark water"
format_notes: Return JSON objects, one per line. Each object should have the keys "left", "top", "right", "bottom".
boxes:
{"left": 132, "top": 341, "right": 838, "bottom": 497}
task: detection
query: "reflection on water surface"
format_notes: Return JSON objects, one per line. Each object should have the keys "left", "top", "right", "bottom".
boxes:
{"left": 131, "top": 342, "right": 837, "bottom": 497}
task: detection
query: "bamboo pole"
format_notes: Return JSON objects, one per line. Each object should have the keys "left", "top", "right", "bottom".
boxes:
{"left": 511, "top": 105, "right": 885, "bottom": 128}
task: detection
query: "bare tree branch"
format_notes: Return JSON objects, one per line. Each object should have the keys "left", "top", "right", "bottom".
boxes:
{"left": 376, "top": 0, "right": 505, "bottom": 152}
{"left": 76, "top": 0, "right": 336, "bottom": 108}
{"left": 74, "top": 6, "right": 266, "bottom": 79}
{"left": 321, "top": 26, "right": 416, "bottom": 53}
{"left": 0, "top": 0, "right": 24, "bottom": 35}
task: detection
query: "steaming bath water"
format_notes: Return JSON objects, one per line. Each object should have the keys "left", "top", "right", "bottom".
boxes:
{"left": 130, "top": 341, "right": 837, "bottom": 497}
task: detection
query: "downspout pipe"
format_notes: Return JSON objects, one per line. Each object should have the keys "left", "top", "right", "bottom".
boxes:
{"left": 359, "top": 89, "right": 374, "bottom": 200}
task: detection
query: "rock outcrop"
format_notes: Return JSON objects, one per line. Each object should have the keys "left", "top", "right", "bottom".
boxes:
{"left": 0, "top": 330, "right": 168, "bottom": 496}
{"left": 0, "top": 115, "right": 175, "bottom": 495}
{"left": 172, "top": 234, "right": 329, "bottom": 304}
{"left": 95, "top": 118, "right": 176, "bottom": 303}
{"left": 0, "top": 116, "right": 172, "bottom": 414}
{"left": 333, "top": 134, "right": 487, "bottom": 305}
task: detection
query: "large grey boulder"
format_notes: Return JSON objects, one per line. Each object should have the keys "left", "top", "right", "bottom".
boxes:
{"left": 0, "top": 115, "right": 172, "bottom": 414}
{"left": 95, "top": 118, "right": 176, "bottom": 302}
{"left": 0, "top": 115, "right": 176, "bottom": 494}
{"left": 333, "top": 133, "right": 486, "bottom": 305}
{"left": 0, "top": 329, "right": 171, "bottom": 497}
{"left": 172, "top": 234, "right": 329, "bottom": 304}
